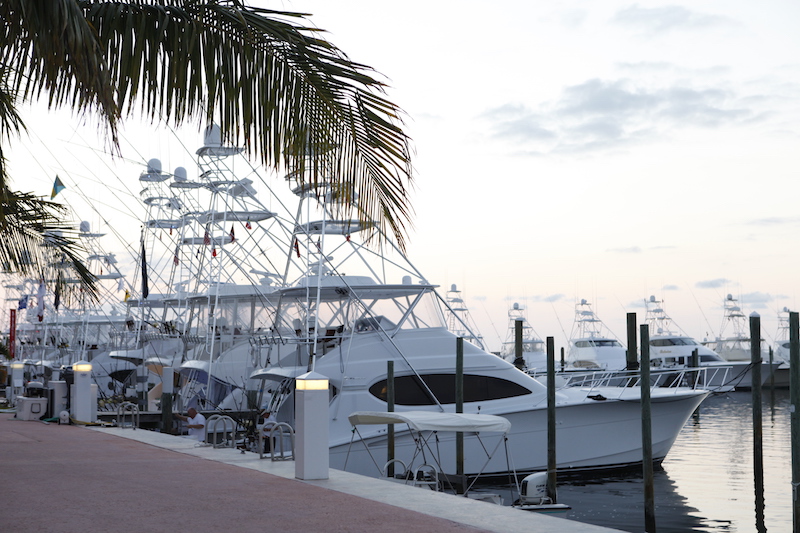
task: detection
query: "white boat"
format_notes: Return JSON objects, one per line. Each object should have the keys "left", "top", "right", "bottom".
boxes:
{"left": 498, "top": 302, "right": 546, "bottom": 371}
{"left": 644, "top": 295, "right": 768, "bottom": 391}
{"left": 769, "top": 307, "right": 792, "bottom": 387}
{"left": 566, "top": 299, "right": 628, "bottom": 370}
{"left": 241, "top": 166, "right": 710, "bottom": 477}
{"left": 701, "top": 294, "right": 779, "bottom": 388}
{"left": 443, "top": 284, "right": 485, "bottom": 349}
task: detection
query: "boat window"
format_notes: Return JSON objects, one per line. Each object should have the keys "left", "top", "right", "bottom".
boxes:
{"left": 700, "top": 354, "right": 725, "bottom": 362}
{"left": 369, "top": 373, "right": 531, "bottom": 405}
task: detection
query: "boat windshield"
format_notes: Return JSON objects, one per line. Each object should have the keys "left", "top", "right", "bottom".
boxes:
{"left": 574, "top": 339, "right": 622, "bottom": 348}
{"left": 651, "top": 337, "right": 700, "bottom": 347}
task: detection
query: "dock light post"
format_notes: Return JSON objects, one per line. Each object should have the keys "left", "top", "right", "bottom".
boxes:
{"left": 10, "top": 361, "right": 24, "bottom": 406}
{"left": 71, "top": 361, "right": 96, "bottom": 423}
{"left": 295, "top": 371, "right": 329, "bottom": 480}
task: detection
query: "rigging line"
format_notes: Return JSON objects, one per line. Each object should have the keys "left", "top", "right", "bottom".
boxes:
{"left": 550, "top": 302, "right": 570, "bottom": 348}
{"left": 23, "top": 127, "right": 144, "bottom": 224}
{"left": 686, "top": 283, "right": 715, "bottom": 339}
{"left": 477, "top": 299, "right": 502, "bottom": 347}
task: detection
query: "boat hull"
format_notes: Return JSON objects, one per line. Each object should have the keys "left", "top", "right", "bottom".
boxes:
{"left": 331, "top": 388, "right": 708, "bottom": 477}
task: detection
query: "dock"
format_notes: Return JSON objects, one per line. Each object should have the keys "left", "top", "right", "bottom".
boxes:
{"left": 1, "top": 414, "right": 621, "bottom": 532}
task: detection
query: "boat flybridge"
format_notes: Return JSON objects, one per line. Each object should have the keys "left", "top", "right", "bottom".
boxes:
{"left": 698, "top": 294, "right": 779, "bottom": 388}
{"left": 566, "top": 299, "right": 628, "bottom": 370}
{"left": 239, "top": 162, "right": 711, "bottom": 477}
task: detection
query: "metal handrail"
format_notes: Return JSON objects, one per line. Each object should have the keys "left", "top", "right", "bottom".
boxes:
{"left": 206, "top": 414, "right": 236, "bottom": 448}
{"left": 116, "top": 401, "right": 139, "bottom": 429}
{"left": 259, "top": 422, "right": 295, "bottom": 461}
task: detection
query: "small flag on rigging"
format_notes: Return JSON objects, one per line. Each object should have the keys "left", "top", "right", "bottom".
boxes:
{"left": 50, "top": 175, "right": 66, "bottom": 199}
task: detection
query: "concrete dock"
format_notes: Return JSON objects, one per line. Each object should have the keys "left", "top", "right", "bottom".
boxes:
{"left": 0, "top": 414, "right": 621, "bottom": 532}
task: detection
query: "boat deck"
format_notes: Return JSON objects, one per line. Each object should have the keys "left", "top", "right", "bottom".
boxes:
{"left": 1, "top": 414, "right": 620, "bottom": 532}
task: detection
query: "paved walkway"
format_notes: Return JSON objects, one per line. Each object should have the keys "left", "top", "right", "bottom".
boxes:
{"left": 0, "top": 414, "right": 620, "bottom": 533}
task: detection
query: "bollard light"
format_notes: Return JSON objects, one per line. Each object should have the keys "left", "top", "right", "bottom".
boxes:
{"left": 9, "top": 361, "right": 24, "bottom": 406}
{"left": 73, "top": 361, "right": 92, "bottom": 373}
{"left": 71, "top": 361, "right": 96, "bottom": 423}
{"left": 295, "top": 371, "right": 329, "bottom": 480}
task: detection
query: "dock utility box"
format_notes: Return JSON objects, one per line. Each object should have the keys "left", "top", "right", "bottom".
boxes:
{"left": 17, "top": 397, "right": 48, "bottom": 421}
{"left": 17, "top": 382, "right": 48, "bottom": 421}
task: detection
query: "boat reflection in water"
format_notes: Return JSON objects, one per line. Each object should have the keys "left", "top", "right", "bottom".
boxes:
{"left": 475, "top": 389, "right": 792, "bottom": 532}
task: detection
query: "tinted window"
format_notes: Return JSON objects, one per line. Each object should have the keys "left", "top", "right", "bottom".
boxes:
{"left": 369, "top": 374, "right": 531, "bottom": 406}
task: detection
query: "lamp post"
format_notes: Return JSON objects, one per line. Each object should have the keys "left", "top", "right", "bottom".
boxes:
{"left": 9, "top": 360, "right": 24, "bottom": 406}
{"left": 71, "top": 361, "right": 96, "bottom": 423}
{"left": 295, "top": 371, "right": 329, "bottom": 480}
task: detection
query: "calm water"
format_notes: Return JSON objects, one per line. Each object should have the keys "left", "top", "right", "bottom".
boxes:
{"left": 479, "top": 389, "right": 794, "bottom": 532}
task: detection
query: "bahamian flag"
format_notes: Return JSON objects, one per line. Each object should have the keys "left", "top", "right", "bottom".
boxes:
{"left": 50, "top": 175, "right": 66, "bottom": 199}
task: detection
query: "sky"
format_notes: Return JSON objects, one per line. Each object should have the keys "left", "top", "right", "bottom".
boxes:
{"left": 5, "top": 1, "right": 800, "bottom": 353}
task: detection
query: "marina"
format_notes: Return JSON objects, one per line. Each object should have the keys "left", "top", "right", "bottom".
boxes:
{"left": 473, "top": 388, "right": 794, "bottom": 532}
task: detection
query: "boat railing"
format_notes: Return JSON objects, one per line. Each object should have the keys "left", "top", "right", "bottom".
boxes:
{"left": 534, "top": 366, "right": 732, "bottom": 395}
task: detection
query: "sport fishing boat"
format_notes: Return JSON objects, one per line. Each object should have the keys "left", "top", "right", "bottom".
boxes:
{"left": 241, "top": 151, "right": 711, "bottom": 477}
{"left": 566, "top": 299, "right": 628, "bottom": 370}
{"left": 700, "top": 294, "right": 779, "bottom": 388}
{"left": 644, "top": 295, "right": 770, "bottom": 391}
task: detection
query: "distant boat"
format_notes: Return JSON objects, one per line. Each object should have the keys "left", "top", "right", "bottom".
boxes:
{"left": 769, "top": 307, "right": 792, "bottom": 388}
{"left": 566, "top": 299, "right": 628, "bottom": 370}
{"left": 644, "top": 295, "right": 771, "bottom": 391}
{"left": 700, "top": 294, "right": 779, "bottom": 388}
{"left": 498, "top": 302, "right": 546, "bottom": 371}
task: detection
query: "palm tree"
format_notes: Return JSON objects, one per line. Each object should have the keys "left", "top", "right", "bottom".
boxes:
{"left": 0, "top": 0, "right": 413, "bottom": 298}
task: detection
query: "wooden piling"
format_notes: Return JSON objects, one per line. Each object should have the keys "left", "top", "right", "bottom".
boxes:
{"left": 640, "top": 324, "right": 656, "bottom": 532}
{"left": 456, "top": 337, "right": 464, "bottom": 491}
{"left": 546, "top": 336, "right": 557, "bottom": 503}
{"left": 790, "top": 311, "right": 800, "bottom": 531}
{"left": 513, "top": 319, "right": 525, "bottom": 370}
{"left": 627, "top": 312, "right": 639, "bottom": 371}
{"left": 387, "top": 361, "right": 395, "bottom": 477}
{"left": 160, "top": 367, "right": 173, "bottom": 434}
{"left": 750, "top": 313, "right": 765, "bottom": 529}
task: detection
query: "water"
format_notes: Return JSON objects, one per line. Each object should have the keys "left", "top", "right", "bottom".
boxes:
{"left": 476, "top": 389, "right": 794, "bottom": 532}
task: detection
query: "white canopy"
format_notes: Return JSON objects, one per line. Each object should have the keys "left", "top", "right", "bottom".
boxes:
{"left": 347, "top": 411, "right": 511, "bottom": 434}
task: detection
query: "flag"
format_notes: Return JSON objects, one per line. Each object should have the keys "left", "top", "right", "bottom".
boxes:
{"left": 294, "top": 238, "right": 300, "bottom": 258}
{"left": 124, "top": 289, "right": 131, "bottom": 302}
{"left": 212, "top": 247, "right": 217, "bottom": 258}
{"left": 50, "top": 175, "right": 65, "bottom": 199}
{"left": 173, "top": 247, "right": 180, "bottom": 266}
{"left": 141, "top": 239, "right": 149, "bottom": 299}
{"left": 229, "top": 225, "right": 236, "bottom": 243}
{"left": 203, "top": 230, "right": 211, "bottom": 246}
{"left": 117, "top": 278, "right": 124, "bottom": 292}
{"left": 245, "top": 218, "right": 252, "bottom": 230}
{"left": 54, "top": 278, "right": 61, "bottom": 311}
{"left": 17, "top": 295, "right": 28, "bottom": 310}
{"left": 35, "top": 280, "right": 45, "bottom": 321}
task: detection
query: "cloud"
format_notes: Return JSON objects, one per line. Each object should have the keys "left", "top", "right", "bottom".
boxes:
{"left": 607, "top": 246, "right": 642, "bottom": 253}
{"left": 742, "top": 292, "right": 773, "bottom": 307}
{"left": 532, "top": 293, "right": 565, "bottom": 303}
{"left": 662, "top": 284, "right": 680, "bottom": 291}
{"left": 695, "top": 278, "right": 732, "bottom": 289}
{"left": 480, "top": 78, "right": 759, "bottom": 154}
{"left": 747, "top": 217, "right": 800, "bottom": 227}
{"left": 612, "top": 5, "right": 735, "bottom": 35}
